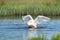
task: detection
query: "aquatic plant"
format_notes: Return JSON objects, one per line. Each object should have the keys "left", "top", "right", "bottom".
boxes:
{"left": 28, "top": 37, "right": 44, "bottom": 40}
{"left": 51, "top": 33, "right": 60, "bottom": 40}
{"left": 28, "top": 35, "right": 46, "bottom": 40}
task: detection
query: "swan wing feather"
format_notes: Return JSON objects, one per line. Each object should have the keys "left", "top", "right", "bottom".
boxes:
{"left": 34, "top": 15, "right": 50, "bottom": 24}
{"left": 22, "top": 15, "right": 33, "bottom": 24}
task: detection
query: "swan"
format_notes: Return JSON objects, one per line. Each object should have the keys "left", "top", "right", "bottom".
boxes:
{"left": 22, "top": 15, "right": 50, "bottom": 28}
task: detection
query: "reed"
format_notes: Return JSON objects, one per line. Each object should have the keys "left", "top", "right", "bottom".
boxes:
{"left": 51, "top": 33, "right": 60, "bottom": 40}
{"left": 0, "top": 1, "right": 60, "bottom": 17}
{"left": 28, "top": 36, "right": 45, "bottom": 40}
{"left": 28, "top": 34, "right": 46, "bottom": 40}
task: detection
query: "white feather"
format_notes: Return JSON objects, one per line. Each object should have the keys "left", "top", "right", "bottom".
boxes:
{"left": 34, "top": 15, "right": 50, "bottom": 24}
{"left": 22, "top": 15, "right": 50, "bottom": 28}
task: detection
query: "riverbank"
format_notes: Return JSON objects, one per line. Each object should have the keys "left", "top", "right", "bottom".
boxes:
{"left": 0, "top": 3, "right": 60, "bottom": 17}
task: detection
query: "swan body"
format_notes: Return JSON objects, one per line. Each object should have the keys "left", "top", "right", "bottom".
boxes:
{"left": 22, "top": 15, "right": 50, "bottom": 28}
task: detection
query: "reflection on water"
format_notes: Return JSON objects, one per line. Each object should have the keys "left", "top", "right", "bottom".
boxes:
{"left": 0, "top": 29, "right": 59, "bottom": 40}
{"left": 28, "top": 29, "right": 58, "bottom": 40}
{"left": 28, "top": 29, "right": 41, "bottom": 38}
{"left": 0, "top": 19, "right": 60, "bottom": 40}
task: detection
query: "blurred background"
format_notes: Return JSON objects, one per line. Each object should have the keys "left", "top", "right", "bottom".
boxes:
{"left": 0, "top": 0, "right": 60, "bottom": 19}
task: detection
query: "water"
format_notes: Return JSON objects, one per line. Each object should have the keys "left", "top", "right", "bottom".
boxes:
{"left": 0, "top": 19, "right": 60, "bottom": 40}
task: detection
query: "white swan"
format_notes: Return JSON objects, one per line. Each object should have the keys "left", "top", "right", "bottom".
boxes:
{"left": 22, "top": 15, "right": 50, "bottom": 28}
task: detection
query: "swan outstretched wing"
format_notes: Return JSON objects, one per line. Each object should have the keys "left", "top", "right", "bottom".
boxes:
{"left": 22, "top": 15, "right": 33, "bottom": 24}
{"left": 34, "top": 15, "right": 50, "bottom": 24}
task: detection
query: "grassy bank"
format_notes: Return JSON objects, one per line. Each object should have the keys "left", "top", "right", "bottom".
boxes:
{"left": 0, "top": 0, "right": 60, "bottom": 17}
{"left": 0, "top": 3, "right": 60, "bottom": 17}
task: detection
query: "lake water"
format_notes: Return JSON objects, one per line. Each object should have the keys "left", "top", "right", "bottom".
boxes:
{"left": 0, "top": 18, "right": 60, "bottom": 40}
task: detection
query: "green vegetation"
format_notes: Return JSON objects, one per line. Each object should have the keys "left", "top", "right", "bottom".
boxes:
{"left": 28, "top": 33, "right": 60, "bottom": 40}
{"left": 0, "top": 3, "right": 60, "bottom": 17}
{"left": 28, "top": 36, "right": 45, "bottom": 40}
{"left": 28, "top": 34, "right": 46, "bottom": 40}
{"left": 0, "top": 0, "right": 60, "bottom": 17}
{"left": 51, "top": 33, "right": 60, "bottom": 40}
